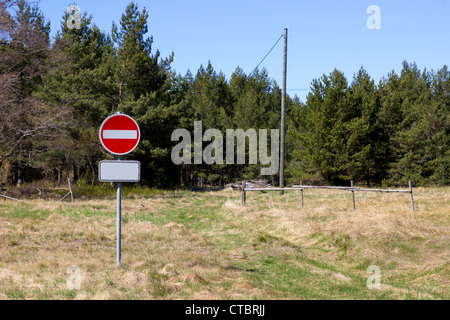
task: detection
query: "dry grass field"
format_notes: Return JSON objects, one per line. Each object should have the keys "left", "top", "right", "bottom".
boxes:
{"left": 0, "top": 186, "right": 448, "bottom": 299}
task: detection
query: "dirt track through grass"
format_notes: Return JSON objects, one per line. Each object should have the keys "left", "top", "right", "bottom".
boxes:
{"left": 0, "top": 187, "right": 448, "bottom": 299}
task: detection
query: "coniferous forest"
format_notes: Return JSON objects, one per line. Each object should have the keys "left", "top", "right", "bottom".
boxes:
{"left": 1, "top": 0, "right": 449, "bottom": 189}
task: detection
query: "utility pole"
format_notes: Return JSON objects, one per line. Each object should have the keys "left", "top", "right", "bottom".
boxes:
{"left": 280, "top": 28, "right": 287, "bottom": 195}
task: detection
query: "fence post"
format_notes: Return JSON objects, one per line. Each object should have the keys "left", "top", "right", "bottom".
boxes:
{"left": 409, "top": 180, "right": 415, "bottom": 211}
{"left": 244, "top": 181, "right": 246, "bottom": 206}
{"left": 300, "top": 180, "right": 304, "bottom": 208}
{"left": 241, "top": 181, "right": 246, "bottom": 207}
{"left": 351, "top": 180, "right": 355, "bottom": 211}
{"left": 68, "top": 178, "right": 74, "bottom": 203}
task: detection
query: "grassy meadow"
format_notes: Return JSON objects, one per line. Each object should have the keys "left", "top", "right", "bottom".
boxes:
{"left": 0, "top": 185, "right": 448, "bottom": 300}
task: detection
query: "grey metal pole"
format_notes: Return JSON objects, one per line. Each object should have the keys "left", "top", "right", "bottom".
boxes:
{"left": 409, "top": 180, "right": 415, "bottom": 211}
{"left": 117, "top": 182, "right": 121, "bottom": 265}
{"left": 280, "top": 28, "right": 287, "bottom": 195}
{"left": 351, "top": 180, "right": 355, "bottom": 211}
{"left": 116, "top": 155, "right": 122, "bottom": 265}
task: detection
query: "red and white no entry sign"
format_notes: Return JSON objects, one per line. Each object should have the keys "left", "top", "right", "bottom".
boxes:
{"left": 99, "top": 113, "right": 141, "bottom": 155}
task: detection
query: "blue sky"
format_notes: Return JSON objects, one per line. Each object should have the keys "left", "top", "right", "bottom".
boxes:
{"left": 37, "top": 0, "right": 450, "bottom": 102}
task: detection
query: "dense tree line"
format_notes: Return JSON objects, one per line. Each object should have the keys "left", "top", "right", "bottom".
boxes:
{"left": 0, "top": 0, "right": 448, "bottom": 189}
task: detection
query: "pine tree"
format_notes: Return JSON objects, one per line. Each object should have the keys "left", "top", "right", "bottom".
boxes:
{"left": 111, "top": 1, "right": 165, "bottom": 102}
{"left": 110, "top": 2, "right": 181, "bottom": 187}
{"left": 427, "top": 65, "right": 450, "bottom": 185}
{"left": 392, "top": 62, "right": 449, "bottom": 185}
{"left": 346, "top": 67, "right": 384, "bottom": 185}
{"left": 35, "top": 7, "right": 113, "bottom": 184}
{"left": 302, "top": 69, "right": 350, "bottom": 185}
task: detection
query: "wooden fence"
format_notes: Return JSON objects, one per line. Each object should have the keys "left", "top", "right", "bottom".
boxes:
{"left": 241, "top": 180, "right": 415, "bottom": 211}
{"left": 0, "top": 178, "right": 75, "bottom": 203}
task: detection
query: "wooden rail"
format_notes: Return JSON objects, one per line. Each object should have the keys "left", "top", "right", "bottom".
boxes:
{"left": 0, "top": 194, "right": 22, "bottom": 202}
{"left": 241, "top": 180, "right": 415, "bottom": 211}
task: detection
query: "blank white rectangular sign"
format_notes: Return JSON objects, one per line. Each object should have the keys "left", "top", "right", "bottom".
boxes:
{"left": 102, "top": 130, "right": 138, "bottom": 139}
{"left": 99, "top": 160, "right": 140, "bottom": 182}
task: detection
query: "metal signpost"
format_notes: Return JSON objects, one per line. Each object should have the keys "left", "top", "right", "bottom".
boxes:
{"left": 99, "top": 112, "right": 141, "bottom": 265}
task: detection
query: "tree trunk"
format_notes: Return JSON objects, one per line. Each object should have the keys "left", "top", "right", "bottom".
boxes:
{"left": 17, "top": 167, "right": 22, "bottom": 188}
{"left": 57, "top": 167, "right": 62, "bottom": 185}
{"left": 219, "top": 171, "right": 224, "bottom": 187}
{"left": 70, "top": 165, "right": 75, "bottom": 182}
{"left": 90, "top": 163, "right": 95, "bottom": 187}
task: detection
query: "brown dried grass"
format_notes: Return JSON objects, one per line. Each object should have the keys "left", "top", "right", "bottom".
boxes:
{"left": 0, "top": 186, "right": 448, "bottom": 299}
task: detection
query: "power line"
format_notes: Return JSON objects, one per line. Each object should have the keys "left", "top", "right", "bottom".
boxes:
{"left": 249, "top": 33, "right": 284, "bottom": 76}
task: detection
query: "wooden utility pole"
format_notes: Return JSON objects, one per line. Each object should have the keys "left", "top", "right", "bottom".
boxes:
{"left": 280, "top": 28, "right": 287, "bottom": 195}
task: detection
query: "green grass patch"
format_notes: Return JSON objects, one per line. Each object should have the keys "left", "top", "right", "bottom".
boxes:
{"left": 0, "top": 203, "right": 51, "bottom": 219}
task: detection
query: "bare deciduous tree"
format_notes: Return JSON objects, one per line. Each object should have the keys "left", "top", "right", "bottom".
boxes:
{"left": 0, "top": 0, "right": 57, "bottom": 185}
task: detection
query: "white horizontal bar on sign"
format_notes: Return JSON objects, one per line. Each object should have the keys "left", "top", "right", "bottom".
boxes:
{"left": 103, "top": 130, "right": 137, "bottom": 139}
{"left": 99, "top": 160, "right": 140, "bottom": 182}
